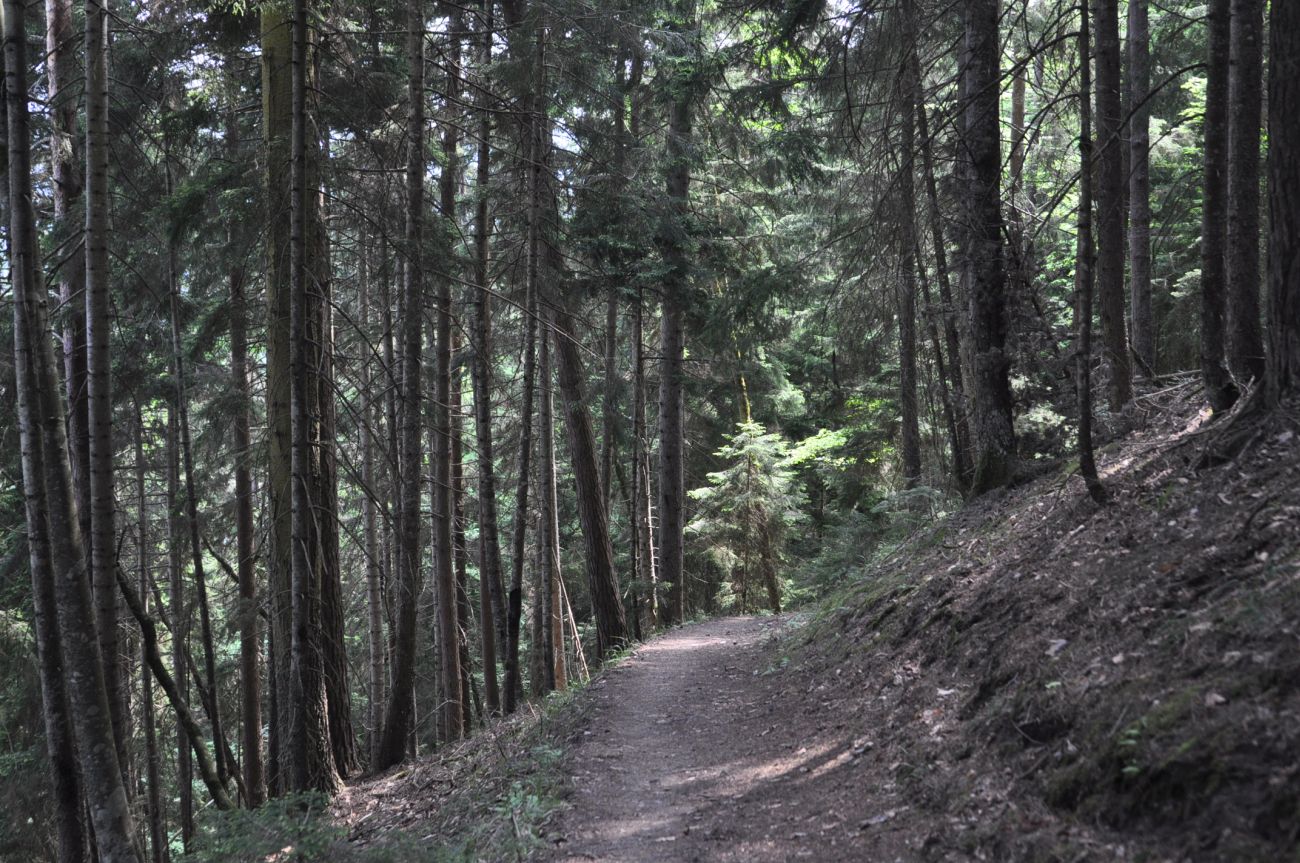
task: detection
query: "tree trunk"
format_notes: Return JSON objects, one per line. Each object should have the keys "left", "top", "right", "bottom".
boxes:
{"left": 1128, "top": 0, "right": 1155, "bottom": 375}
{"left": 134, "top": 407, "right": 166, "bottom": 862}
{"left": 538, "top": 329, "right": 562, "bottom": 693}
{"left": 470, "top": 4, "right": 505, "bottom": 714}
{"left": 231, "top": 246, "right": 264, "bottom": 805}
{"left": 658, "top": 0, "right": 695, "bottom": 624}
{"left": 375, "top": 0, "right": 427, "bottom": 767}
{"left": 503, "top": 22, "right": 544, "bottom": 714}
{"left": 1266, "top": 0, "right": 1300, "bottom": 402}
{"left": 360, "top": 253, "right": 387, "bottom": 763}
{"left": 631, "top": 287, "right": 658, "bottom": 633}
{"left": 551, "top": 303, "right": 631, "bottom": 657}
{"left": 1200, "top": 0, "right": 1241, "bottom": 412}
{"left": 914, "top": 69, "right": 972, "bottom": 490}
{"left": 287, "top": 0, "right": 338, "bottom": 793}
{"left": 6, "top": 4, "right": 140, "bottom": 851}
{"left": 166, "top": 406, "right": 192, "bottom": 844}
{"left": 897, "top": 9, "right": 922, "bottom": 488}
{"left": 433, "top": 10, "right": 465, "bottom": 743}
{"left": 1226, "top": 0, "right": 1266, "bottom": 382}
{"left": 167, "top": 233, "right": 229, "bottom": 789}
{"left": 964, "top": 0, "right": 1016, "bottom": 494}
{"left": 1091, "top": 0, "right": 1132, "bottom": 409}
{"left": 1076, "top": 1, "right": 1107, "bottom": 503}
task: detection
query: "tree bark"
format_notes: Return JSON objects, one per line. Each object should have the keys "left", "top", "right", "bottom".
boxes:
{"left": 1128, "top": 0, "right": 1155, "bottom": 375}
{"left": 133, "top": 407, "right": 166, "bottom": 862}
{"left": 658, "top": 0, "right": 695, "bottom": 624}
{"left": 1076, "top": 1, "right": 1107, "bottom": 503}
{"left": 231, "top": 233, "right": 264, "bottom": 806}
{"left": 376, "top": 0, "right": 427, "bottom": 766}
{"left": 6, "top": 2, "right": 140, "bottom": 851}
{"left": 1266, "top": 0, "right": 1300, "bottom": 402}
{"left": 433, "top": 10, "right": 465, "bottom": 742}
{"left": 1226, "top": 0, "right": 1266, "bottom": 382}
{"left": 1091, "top": 0, "right": 1132, "bottom": 409}
{"left": 963, "top": 0, "right": 1016, "bottom": 494}
{"left": 470, "top": 4, "right": 505, "bottom": 714}
{"left": 166, "top": 406, "right": 192, "bottom": 844}
{"left": 897, "top": 8, "right": 922, "bottom": 488}
{"left": 1200, "top": 0, "right": 1241, "bottom": 412}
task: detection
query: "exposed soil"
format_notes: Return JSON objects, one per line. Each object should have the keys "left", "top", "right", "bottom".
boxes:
{"left": 338, "top": 390, "right": 1300, "bottom": 862}
{"left": 546, "top": 615, "right": 902, "bottom": 862}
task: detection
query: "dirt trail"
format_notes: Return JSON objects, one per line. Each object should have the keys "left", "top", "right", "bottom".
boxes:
{"left": 547, "top": 616, "right": 892, "bottom": 862}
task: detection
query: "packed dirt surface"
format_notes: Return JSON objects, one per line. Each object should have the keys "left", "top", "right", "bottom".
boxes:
{"left": 547, "top": 615, "right": 901, "bottom": 862}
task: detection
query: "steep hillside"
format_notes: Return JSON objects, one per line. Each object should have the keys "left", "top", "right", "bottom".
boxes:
{"left": 787, "top": 391, "right": 1300, "bottom": 860}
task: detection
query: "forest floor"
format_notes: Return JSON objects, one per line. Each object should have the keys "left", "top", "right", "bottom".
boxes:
{"left": 335, "top": 387, "right": 1300, "bottom": 862}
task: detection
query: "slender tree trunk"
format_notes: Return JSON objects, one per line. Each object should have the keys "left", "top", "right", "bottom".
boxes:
{"left": 231, "top": 243, "right": 264, "bottom": 806}
{"left": 452, "top": 361, "right": 475, "bottom": 733}
{"left": 433, "top": 10, "right": 465, "bottom": 742}
{"left": 376, "top": 0, "right": 427, "bottom": 767}
{"left": 33, "top": 5, "right": 90, "bottom": 846}
{"left": 914, "top": 71, "right": 972, "bottom": 489}
{"left": 964, "top": 0, "right": 1016, "bottom": 494}
{"left": 133, "top": 410, "right": 165, "bottom": 863}
{"left": 84, "top": 0, "right": 129, "bottom": 779}
{"left": 503, "top": 23, "right": 544, "bottom": 713}
{"left": 116, "top": 570, "right": 235, "bottom": 811}
{"left": 551, "top": 303, "right": 631, "bottom": 657}
{"left": 1128, "top": 0, "right": 1155, "bottom": 374}
{"left": 897, "top": 10, "right": 922, "bottom": 488}
{"left": 1077, "top": 1, "right": 1107, "bottom": 503}
{"left": 1091, "top": 0, "right": 1132, "bottom": 409}
{"left": 167, "top": 236, "right": 229, "bottom": 789}
{"left": 1266, "top": 0, "right": 1300, "bottom": 403}
{"left": 538, "top": 329, "right": 561, "bottom": 693}
{"left": 7, "top": 5, "right": 139, "bottom": 851}
{"left": 1226, "top": 0, "right": 1266, "bottom": 382}
{"left": 470, "top": 5, "right": 506, "bottom": 710}
{"left": 1200, "top": 0, "right": 1241, "bottom": 412}
{"left": 166, "top": 407, "right": 192, "bottom": 845}
{"left": 360, "top": 256, "right": 387, "bottom": 763}
{"left": 630, "top": 287, "right": 657, "bottom": 634}
{"left": 658, "top": 0, "right": 695, "bottom": 625}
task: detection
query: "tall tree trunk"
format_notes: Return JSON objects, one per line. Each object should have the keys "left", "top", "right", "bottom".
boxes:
{"left": 6, "top": 3, "right": 140, "bottom": 851}
{"left": 470, "top": 4, "right": 506, "bottom": 712}
{"left": 167, "top": 235, "right": 229, "bottom": 789}
{"left": 897, "top": 9, "right": 922, "bottom": 488}
{"left": 375, "top": 0, "right": 427, "bottom": 767}
{"left": 451, "top": 357, "right": 475, "bottom": 732}
{"left": 1076, "top": 0, "right": 1107, "bottom": 503}
{"left": 913, "top": 69, "right": 972, "bottom": 490}
{"left": 85, "top": 0, "right": 128, "bottom": 779}
{"left": 631, "top": 288, "right": 658, "bottom": 633}
{"left": 1226, "top": 0, "right": 1266, "bottom": 382}
{"left": 658, "top": 0, "right": 695, "bottom": 625}
{"left": 231, "top": 243, "right": 264, "bottom": 806}
{"left": 1128, "top": 0, "right": 1155, "bottom": 375}
{"left": 1266, "top": 0, "right": 1300, "bottom": 403}
{"left": 538, "top": 329, "right": 561, "bottom": 693}
{"left": 11, "top": 30, "right": 87, "bottom": 856}
{"left": 433, "top": 9, "right": 465, "bottom": 742}
{"left": 316, "top": 192, "right": 357, "bottom": 778}
{"left": 134, "top": 408, "right": 166, "bottom": 863}
{"left": 360, "top": 255, "right": 387, "bottom": 762}
{"left": 166, "top": 407, "right": 192, "bottom": 844}
{"left": 502, "top": 22, "right": 544, "bottom": 714}
{"left": 1091, "top": 0, "right": 1132, "bottom": 409}
{"left": 551, "top": 302, "right": 631, "bottom": 657}
{"left": 1200, "top": 0, "right": 1241, "bottom": 412}
{"left": 964, "top": 0, "right": 1016, "bottom": 494}
{"left": 262, "top": 0, "right": 294, "bottom": 795}
{"left": 287, "top": 0, "right": 338, "bottom": 793}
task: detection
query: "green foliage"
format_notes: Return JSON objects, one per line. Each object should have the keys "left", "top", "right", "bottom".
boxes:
{"left": 689, "top": 422, "right": 805, "bottom": 612}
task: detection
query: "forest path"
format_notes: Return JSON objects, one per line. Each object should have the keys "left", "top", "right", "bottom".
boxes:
{"left": 548, "top": 616, "right": 889, "bottom": 862}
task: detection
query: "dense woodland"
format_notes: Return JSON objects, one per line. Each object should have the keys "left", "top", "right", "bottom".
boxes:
{"left": 1, "top": 0, "right": 1298, "bottom": 858}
